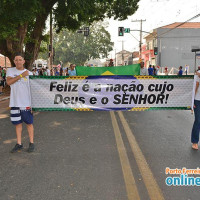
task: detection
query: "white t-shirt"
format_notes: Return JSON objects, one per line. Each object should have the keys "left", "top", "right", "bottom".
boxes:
{"left": 6, "top": 67, "right": 33, "bottom": 107}
{"left": 46, "top": 69, "right": 51, "bottom": 76}
{"left": 35, "top": 70, "right": 39, "bottom": 76}
{"left": 195, "top": 75, "right": 200, "bottom": 101}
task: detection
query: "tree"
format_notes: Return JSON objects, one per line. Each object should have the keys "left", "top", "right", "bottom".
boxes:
{"left": 0, "top": 0, "right": 140, "bottom": 69}
{"left": 39, "top": 21, "right": 114, "bottom": 65}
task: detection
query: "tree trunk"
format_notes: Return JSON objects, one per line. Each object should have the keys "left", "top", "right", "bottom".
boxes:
{"left": 25, "top": 1, "right": 56, "bottom": 70}
{"left": 0, "top": 23, "right": 27, "bottom": 67}
{"left": 0, "top": 0, "right": 56, "bottom": 69}
{"left": 24, "top": 13, "right": 49, "bottom": 69}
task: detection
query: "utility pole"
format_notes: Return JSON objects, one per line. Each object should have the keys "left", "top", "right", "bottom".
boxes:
{"left": 122, "top": 40, "right": 124, "bottom": 65}
{"left": 131, "top": 19, "right": 146, "bottom": 61}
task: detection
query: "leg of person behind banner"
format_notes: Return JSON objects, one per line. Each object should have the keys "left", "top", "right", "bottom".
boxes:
{"left": 191, "top": 100, "right": 200, "bottom": 150}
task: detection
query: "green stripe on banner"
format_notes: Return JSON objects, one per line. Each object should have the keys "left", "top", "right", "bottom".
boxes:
{"left": 75, "top": 64, "right": 140, "bottom": 76}
{"left": 32, "top": 108, "right": 77, "bottom": 111}
{"left": 30, "top": 75, "right": 70, "bottom": 79}
{"left": 32, "top": 107, "right": 191, "bottom": 112}
{"left": 29, "top": 75, "right": 194, "bottom": 79}
{"left": 147, "top": 107, "right": 191, "bottom": 110}
{"left": 148, "top": 75, "right": 194, "bottom": 79}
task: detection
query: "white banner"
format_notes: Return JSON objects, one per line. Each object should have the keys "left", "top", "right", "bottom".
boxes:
{"left": 30, "top": 76, "right": 193, "bottom": 111}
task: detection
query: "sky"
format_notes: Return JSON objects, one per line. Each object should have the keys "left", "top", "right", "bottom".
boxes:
{"left": 107, "top": 0, "right": 200, "bottom": 58}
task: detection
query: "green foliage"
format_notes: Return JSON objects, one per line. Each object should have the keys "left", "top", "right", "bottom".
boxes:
{"left": 0, "top": 0, "right": 41, "bottom": 39}
{"left": 38, "top": 42, "right": 49, "bottom": 60}
{"left": 0, "top": 0, "right": 139, "bottom": 39}
{"left": 39, "top": 21, "right": 114, "bottom": 65}
{"left": 53, "top": 0, "right": 139, "bottom": 33}
{"left": 0, "top": 0, "right": 139, "bottom": 67}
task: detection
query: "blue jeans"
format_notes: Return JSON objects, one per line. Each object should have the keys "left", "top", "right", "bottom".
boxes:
{"left": 191, "top": 100, "right": 200, "bottom": 143}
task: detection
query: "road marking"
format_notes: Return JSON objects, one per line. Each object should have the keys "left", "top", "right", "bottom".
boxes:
{"left": 118, "top": 111, "right": 165, "bottom": 200}
{"left": 110, "top": 111, "right": 140, "bottom": 200}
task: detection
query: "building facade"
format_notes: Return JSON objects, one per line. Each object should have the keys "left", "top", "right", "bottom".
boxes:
{"left": 142, "top": 22, "right": 200, "bottom": 72}
{"left": 116, "top": 50, "right": 132, "bottom": 66}
{"left": 0, "top": 54, "right": 11, "bottom": 67}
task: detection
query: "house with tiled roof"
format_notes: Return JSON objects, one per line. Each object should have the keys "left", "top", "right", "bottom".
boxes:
{"left": 0, "top": 54, "right": 11, "bottom": 67}
{"left": 116, "top": 50, "right": 132, "bottom": 66}
{"left": 142, "top": 22, "right": 200, "bottom": 73}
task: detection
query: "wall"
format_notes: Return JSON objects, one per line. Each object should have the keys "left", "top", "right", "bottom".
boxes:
{"left": 156, "top": 28, "right": 200, "bottom": 73}
{"left": 0, "top": 55, "right": 11, "bottom": 67}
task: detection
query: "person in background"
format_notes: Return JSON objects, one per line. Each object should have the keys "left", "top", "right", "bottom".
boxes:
{"left": 68, "top": 64, "right": 77, "bottom": 76}
{"left": 140, "top": 62, "right": 148, "bottom": 75}
{"left": 43, "top": 68, "right": 47, "bottom": 76}
{"left": 178, "top": 66, "right": 183, "bottom": 76}
{"left": 1, "top": 67, "right": 6, "bottom": 87}
{"left": 55, "top": 68, "right": 60, "bottom": 76}
{"left": 65, "top": 68, "right": 69, "bottom": 76}
{"left": 46, "top": 67, "right": 51, "bottom": 76}
{"left": 0, "top": 67, "right": 3, "bottom": 94}
{"left": 148, "top": 65, "right": 154, "bottom": 76}
{"left": 34, "top": 68, "right": 39, "bottom": 76}
{"left": 156, "top": 66, "right": 160, "bottom": 75}
{"left": 60, "top": 67, "right": 63, "bottom": 76}
{"left": 108, "top": 59, "right": 114, "bottom": 66}
{"left": 0, "top": 73, "right": 3, "bottom": 94}
{"left": 153, "top": 65, "right": 157, "bottom": 75}
{"left": 164, "top": 66, "right": 168, "bottom": 75}
{"left": 196, "top": 66, "right": 200, "bottom": 76}
{"left": 185, "top": 64, "right": 189, "bottom": 75}
{"left": 50, "top": 69, "right": 54, "bottom": 76}
{"left": 6, "top": 53, "right": 35, "bottom": 153}
{"left": 39, "top": 68, "right": 43, "bottom": 76}
{"left": 32, "top": 69, "right": 35, "bottom": 76}
{"left": 191, "top": 67, "right": 200, "bottom": 150}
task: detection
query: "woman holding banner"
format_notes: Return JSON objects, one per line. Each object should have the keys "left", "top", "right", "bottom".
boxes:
{"left": 191, "top": 70, "right": 200, "bottom": 150}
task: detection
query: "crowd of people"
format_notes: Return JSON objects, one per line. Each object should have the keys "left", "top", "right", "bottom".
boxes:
{"left": 140, "top": 62, "right": 160, "bottom": 76}
{"left": 32, "top": 63, "right": 77, "bottom": 76}
{"left": 0, "top": 62, "right": 192, "bottom": 96}
{"left": 0, "top": 63, "right": 78, "bottom": 95}
{"left": 140, "top": 62, "right": 190, "bottom": 76}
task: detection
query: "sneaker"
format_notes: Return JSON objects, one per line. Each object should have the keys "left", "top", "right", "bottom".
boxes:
{"left": 10, "top": 144, "right": 23, "bottom": 153}
{"left": 27, "top": 143, "right": 34, "bottom": 153}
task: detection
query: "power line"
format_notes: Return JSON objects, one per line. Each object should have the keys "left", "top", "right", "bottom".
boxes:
{"left": 129, "top": 32, "right": 140, "bottom": 42}
{"left": 156, "top": 13, "right": 200, "bottom": 38}
{"left": 149, "top": 35, "right": 200, "bottom": 40}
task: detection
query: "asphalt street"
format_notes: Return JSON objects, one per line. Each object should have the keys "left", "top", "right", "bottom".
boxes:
{"left": 0, "top": 99, "right": 200, "bottom": 200}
